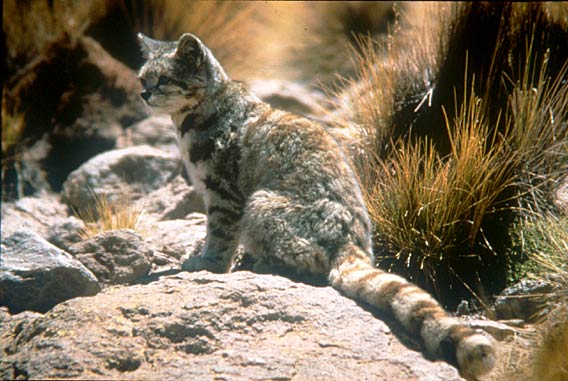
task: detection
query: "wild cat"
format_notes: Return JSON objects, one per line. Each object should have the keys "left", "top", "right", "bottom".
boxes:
{"left": 137, "top": 33, "right": 496, "bottom": 379}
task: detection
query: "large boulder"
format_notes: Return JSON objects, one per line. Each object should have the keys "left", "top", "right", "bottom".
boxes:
{"left": 0, "top": 271, "right": 465, "bottom": 380}
{"left": 61, "top": 145, "right": 181, "bottom": 210}
{"left": 0, "top": 230, "right": 101, "bottom": 314}
{"left": 68, "top": 229, "right": 154, "bottom": 286}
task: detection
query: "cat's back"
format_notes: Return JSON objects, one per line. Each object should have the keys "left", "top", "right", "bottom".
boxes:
{"left": 240, "top": 107, "right": 359, "bottom": 198}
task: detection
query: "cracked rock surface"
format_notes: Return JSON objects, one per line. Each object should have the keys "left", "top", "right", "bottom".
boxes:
{"left": 0, "top": 271, "right": 464, "bottom": 380}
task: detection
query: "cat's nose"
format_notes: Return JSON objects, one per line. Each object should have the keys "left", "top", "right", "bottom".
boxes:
{"left": 140, "top": 91, "right": 151, "bottom": 101}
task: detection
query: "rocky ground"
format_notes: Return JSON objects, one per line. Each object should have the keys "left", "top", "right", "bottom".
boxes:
{"left": 1, "top": 271, "right": 470, "bottom": 381}
{"left": 1, "top": 28, "right": 562, "bottom": 381}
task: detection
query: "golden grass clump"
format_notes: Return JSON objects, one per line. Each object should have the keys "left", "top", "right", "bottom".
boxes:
{"left": 366, "top": 84, "right": 517, "bottom": 302}
{"left": 74, "top": 192, "right": 146, "bottom": 239}
{"left": 330, "top": 2, "right": 448, "bottom": 162}
{"left": 127, "top": 1, "right": 401, "bottom": 84}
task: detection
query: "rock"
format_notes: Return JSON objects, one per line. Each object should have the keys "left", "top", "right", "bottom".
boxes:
{"left": 493, "top": 280, "right": 555, "bottom": 322}
{"left": 61, "top": 145, "right": 181, "bottom": 210}
{"left": 46, "top": 216, "right": 86, "bottom": 252}
{"left": 142, "top": 175, "right": 205, "bottom": 220}
{"left": 465, "top": 319, "right": 518, "bottom": 342}
{"left": 3, "top": 34, "right": 146, "bottom": 196}
{"left": 0, "top": 306, "right": 44, "bottom": 378}
{"left": 68, "top": 229, "right": 153, "bottom": 286}
{"left": 248, "top": 79, "right": 327, "bottom": 118}
{"left": 0, "top": 230, "right": 101, "bottom": 314}
{"left": 554, "top": 176, "right": 568, "bottom": 215}
{"left": 0, "top": 272, "right": 465, "bottom": 380}
{"left": 1, "top": 137, "right": 52, "bottom": 200}
{"left": 144, "top": 214, "right": 207, "bottom": 271}
{"left": 118, "top": 115, "right": 179, "bottom": 153}
{"left": 1, "top": 193, "right": 69, "bottom": 238}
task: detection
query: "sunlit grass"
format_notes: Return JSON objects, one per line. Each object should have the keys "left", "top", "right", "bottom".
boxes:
{"left": 330, "top": 3, "right": 444, "bottom": 167}
{"left": 365, "top": 85, "right": 517, "bottom": 303}
{"left": 74, "top": 191, "right": 146, "bottom": 239}
{"left": 523, "top": 215, "right": 568, "bottom": 304}
{"left": 506, "top": 49, "right": 568, "bottom": 216}
{"left": 332, "top": 2, "right": 568, "bottom": 306}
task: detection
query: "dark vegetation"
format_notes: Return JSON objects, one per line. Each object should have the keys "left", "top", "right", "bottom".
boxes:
{"left": 332, "top": 2, "right": 567, "bottom": 309}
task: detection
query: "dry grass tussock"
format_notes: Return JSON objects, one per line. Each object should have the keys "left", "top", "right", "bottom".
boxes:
{"left": 507, "top": 51, "right": 568, "bottom": 215}
{"left": 330, "top": 2, "right": 444, "bottom": 161}
{"left": 365, "top": 82, "right": 517, "bottom": 303}
{"left": 330, "top": 2, "right": 568, "bottom": 306}
{"left": 2, "top": 0, "right": 263, "bottom": 78}
{"left": 74, "top": 191, "right": 146, "bottom": 239}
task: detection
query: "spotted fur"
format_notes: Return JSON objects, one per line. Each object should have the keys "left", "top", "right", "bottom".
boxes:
{"left": 138, "top": 33, "right": 496, "bottom": 379}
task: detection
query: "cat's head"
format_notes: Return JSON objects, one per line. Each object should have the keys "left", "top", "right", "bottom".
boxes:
{"left": 137, "top": 33, "right": 229, "bottom": 113}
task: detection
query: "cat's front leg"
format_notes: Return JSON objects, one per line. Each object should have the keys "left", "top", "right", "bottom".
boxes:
{"left": 182, "top": 203, "right": 242, "bottom": 273}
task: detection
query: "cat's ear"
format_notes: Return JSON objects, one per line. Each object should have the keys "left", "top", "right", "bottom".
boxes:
{"left": 175, "top": 33, "right": 206, "bottom": 66}
{"left": 176, "top": 33, "right": 229, "bottom": 82}
{"left": 137, "top": 33, "right": 164, "bottom": 58}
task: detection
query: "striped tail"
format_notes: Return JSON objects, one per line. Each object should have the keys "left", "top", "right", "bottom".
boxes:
{"left": 329, "top": 244, "right": 496, "bottom": 380}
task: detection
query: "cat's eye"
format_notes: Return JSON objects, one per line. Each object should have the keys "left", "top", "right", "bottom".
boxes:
{"left": 156, "top": 75, "right": 188, "bottom": 90}
{"left": 157, "top": 76, "right": 170, "bottom": 86}
{"left": 140, "top": 78, "right": 147, "bottom": 88}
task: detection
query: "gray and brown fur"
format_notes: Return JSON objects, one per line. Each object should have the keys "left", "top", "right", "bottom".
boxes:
{"left": 138, "top": 33, "right": 496, "bottom": 379}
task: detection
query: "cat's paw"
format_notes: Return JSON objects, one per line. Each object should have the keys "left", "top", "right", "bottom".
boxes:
{"left": 182, "top": 255, "right": 228, "bottom": 273}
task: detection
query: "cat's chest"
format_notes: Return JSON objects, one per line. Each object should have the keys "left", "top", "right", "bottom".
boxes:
{"left": 177, "top": 131, "right": 210, "bottom": 193}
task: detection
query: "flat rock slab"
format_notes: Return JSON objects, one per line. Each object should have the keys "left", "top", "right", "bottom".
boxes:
{"left": 0, "top": 271, "right": 464, "bottom": 380}
{"left": 0, "top": 230, "right": 101, "bottom": 314}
